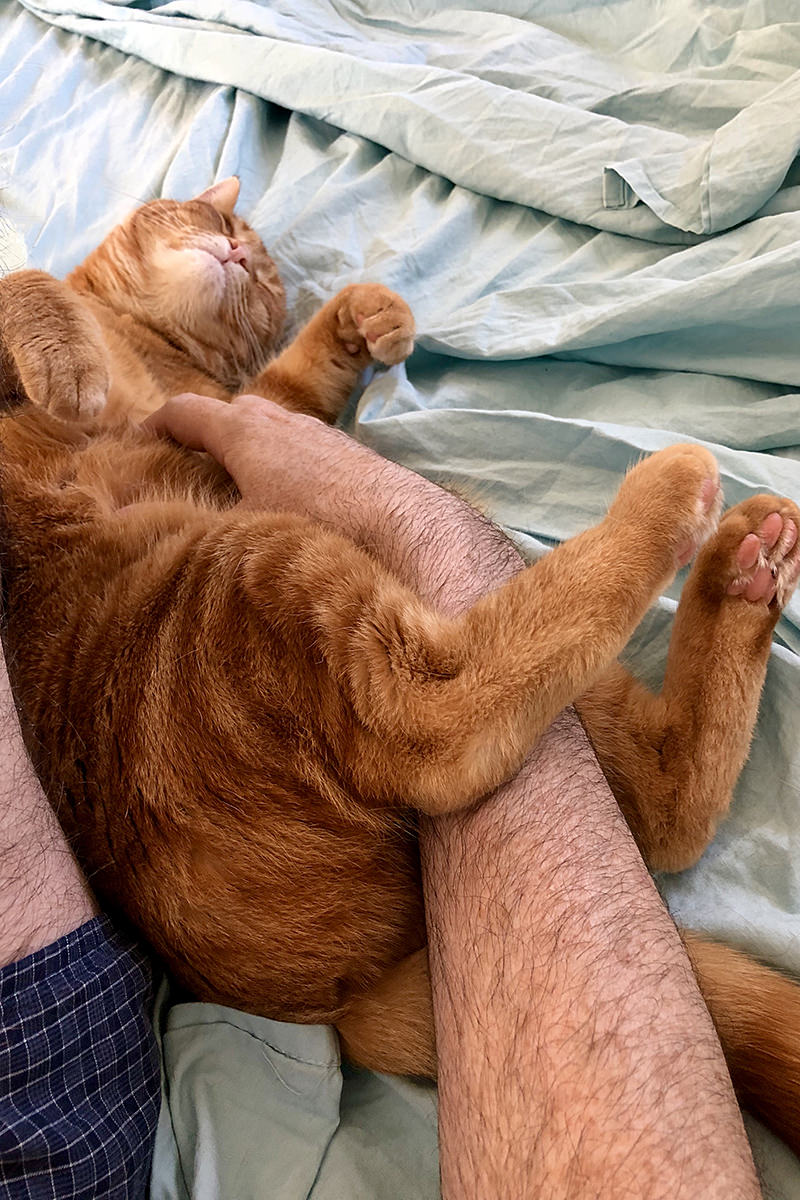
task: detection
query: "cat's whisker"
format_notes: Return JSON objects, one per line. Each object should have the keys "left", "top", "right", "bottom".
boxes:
{"left": 103, "top": 184, "right": 158, "bottom": 206}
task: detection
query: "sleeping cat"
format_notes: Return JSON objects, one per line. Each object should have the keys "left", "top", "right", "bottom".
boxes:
{"left": 0, "top": 178, "right": 798, "bottom": 1154}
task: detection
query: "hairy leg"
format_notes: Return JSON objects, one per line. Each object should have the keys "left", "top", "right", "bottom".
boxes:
{"left": 248, "top": 283, "right": 414, "bottom": 420}
{"left": 0, "top": 639, "right": 96, "bottom": 965}
{"left": 577, "top": 495, "right": 800, "bottom": 870}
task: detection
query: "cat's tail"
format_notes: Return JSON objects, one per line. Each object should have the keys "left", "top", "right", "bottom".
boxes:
{"left": 684, "top": 931, "right": 800, "bottom": 1156}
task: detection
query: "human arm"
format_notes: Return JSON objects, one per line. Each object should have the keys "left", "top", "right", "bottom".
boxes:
{"left": 144, "top": 391, "right": 521, "bottom": 606}
{"left": 146, "top": 392, "right": 761, "bottom": 1199}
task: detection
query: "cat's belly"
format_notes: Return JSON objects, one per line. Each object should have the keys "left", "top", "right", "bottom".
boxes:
{"left": 100, "top": 803, "right": 427, "bottom": 1024}
{"left": 0, "top": 413, "right": 425, "bottom": 1025}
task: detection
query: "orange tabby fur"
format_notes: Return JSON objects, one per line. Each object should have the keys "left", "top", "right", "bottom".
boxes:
{"left": 0, "top": 182, "right": 798, "bottom": 1156}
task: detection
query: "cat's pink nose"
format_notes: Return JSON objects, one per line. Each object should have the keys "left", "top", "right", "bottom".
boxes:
{"left": 227, "top": 238, "right": 249, "bottom": 267}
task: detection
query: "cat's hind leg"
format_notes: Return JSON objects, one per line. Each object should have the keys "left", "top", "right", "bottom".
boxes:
{"left": 577, "top": 495, "right": 800, "bottom": 871}
{"left": 246, "top": 443, "right": 722, "bottom": 815}
{"left": 248, "top": 283, "right": 414, "bottom": 421}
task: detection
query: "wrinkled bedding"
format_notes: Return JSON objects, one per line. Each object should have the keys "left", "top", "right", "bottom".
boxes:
{"left": 1, "top": 1, "right": 799, "bottom": 1194}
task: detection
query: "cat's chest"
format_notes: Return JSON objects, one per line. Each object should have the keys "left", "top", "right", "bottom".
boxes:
{"left": 93, "top": 308, "right": 228, "bottom": 423}
{"left": 104, "top": 362, "right": 165, "bottom": 424}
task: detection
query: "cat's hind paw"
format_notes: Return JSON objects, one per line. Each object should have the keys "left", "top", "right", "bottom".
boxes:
{"left": 690, "top": 495, "right": 800, "bottom": 610}
{"left": 612, "top": 443, "right": 723, "bottom": 571}
{"left": 721, "top": 497, "right": 800, "bottom": 609}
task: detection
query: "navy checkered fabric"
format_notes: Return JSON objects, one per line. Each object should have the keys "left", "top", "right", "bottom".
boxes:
{"left": 0, "top": 915, "right": 160, "bottom": 1198}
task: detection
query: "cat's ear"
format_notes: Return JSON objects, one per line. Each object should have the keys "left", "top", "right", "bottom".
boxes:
{"left": 194, "top": 176, "right": 240, "bottom": 216}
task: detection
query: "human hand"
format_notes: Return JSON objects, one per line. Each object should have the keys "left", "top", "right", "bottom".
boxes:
{"left": 145, "top": 392, "right": 522, "bottom": 613}
{"left": 144, "top": 391, "right": 399, "bottom": 541}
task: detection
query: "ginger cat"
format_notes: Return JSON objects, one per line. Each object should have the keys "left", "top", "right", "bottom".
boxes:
{"left": 0, "top": 178, "right": 798, "bottom": 1155}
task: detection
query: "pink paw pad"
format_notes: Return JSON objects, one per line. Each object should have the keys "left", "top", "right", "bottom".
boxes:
{"left": 675, "top": 475, "right": 723, "bottom": 567}
{"left": 352, "top": 312, "right": 375, "bottom": 344}
{"left": 699, "top": 475, "right": 721, "bottom": 514}
{"left": 728, "top": 514, "right": 799, "bottom": 604}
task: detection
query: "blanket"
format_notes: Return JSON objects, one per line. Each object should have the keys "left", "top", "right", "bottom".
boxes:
{"left": 1, "top": 1, "right": 799, "bottom": 1194}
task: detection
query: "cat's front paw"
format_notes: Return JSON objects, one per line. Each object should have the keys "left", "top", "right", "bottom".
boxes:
{"left": 19, "top": 346, "right": 108, "bottom": 419}
{"left": 695, "top": 495, "right": 800, "bottom": 609}
{"left": 2, "top": 270, "right": 110, "bottom": 419}
{"left": 335, "top": 284, "right": 415, "bottom": 366}
{"left": 611, "top": 443, "right": 723, "bottom": 570}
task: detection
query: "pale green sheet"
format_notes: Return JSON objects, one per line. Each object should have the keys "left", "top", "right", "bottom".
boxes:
{"left": 1, "top": 1, "right": 799, "bottom": 1195}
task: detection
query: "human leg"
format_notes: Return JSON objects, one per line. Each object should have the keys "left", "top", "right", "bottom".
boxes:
{"left": 0, "top": 640, "right": 161, "bottom": 1196}
{"left": 423, "top": 709, "right": 761, "bottom": 1200}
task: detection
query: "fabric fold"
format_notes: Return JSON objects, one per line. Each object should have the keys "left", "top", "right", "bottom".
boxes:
{"left": 18, "top": 0, "right": 800, "bottom": 238}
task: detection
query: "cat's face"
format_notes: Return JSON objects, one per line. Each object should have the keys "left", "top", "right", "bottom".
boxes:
{"left": 75, "top": 178, "right": 286, "bottom": 385}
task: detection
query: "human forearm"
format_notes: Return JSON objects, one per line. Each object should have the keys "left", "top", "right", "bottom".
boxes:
{"left": 144, "top": 392, "right": 522, "bottom": 612}
{"left": 353, "top": 458, "right": 525, "bottom": 613}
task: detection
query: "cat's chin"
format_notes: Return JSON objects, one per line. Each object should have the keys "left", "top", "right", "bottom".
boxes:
{"left": 151, "top": 244, "right": 246, "bottom": 307}
{"left": 198, "top": 250, "right": 229, "bottom": 286}
{"left": 223, "top": 259, "right": 250, "bottom": 285}
{"left": 201, "top": 253, "right": 251, "bottom": 304}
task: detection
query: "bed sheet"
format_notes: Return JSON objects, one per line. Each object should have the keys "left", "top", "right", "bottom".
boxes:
{"left": 1, "top": 1, "right": 799, "bottom": 1195}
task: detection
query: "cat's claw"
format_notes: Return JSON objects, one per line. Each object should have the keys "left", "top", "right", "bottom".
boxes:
{"left": 77, "top": 386, "right": 108, "bottom": 419}
{"left": 688, "top": 495, "right": 800, "bottom": 610}
{"left": 722, "top": 499, "right": 800, "bottom": 608}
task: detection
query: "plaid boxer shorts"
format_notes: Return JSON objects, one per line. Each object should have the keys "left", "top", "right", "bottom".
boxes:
{"left": 0, "top": 915, "right": 160, "bottom": 1199}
